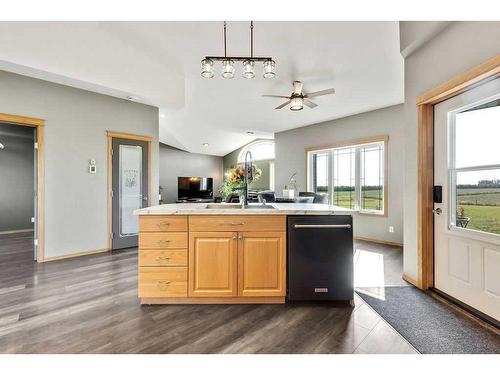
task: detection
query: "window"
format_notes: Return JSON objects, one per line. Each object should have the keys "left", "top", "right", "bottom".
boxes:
{"left": 333, "top": 147, "right": 356, "bottom": 209}
{"left": 307, "top": 137, "right": 387, "bottom": 214}
{"left": 451, "top": 99, "right": 500, "bottom": 235}
{"left": 238, "top": 140, "right": 274, "bottom": 162}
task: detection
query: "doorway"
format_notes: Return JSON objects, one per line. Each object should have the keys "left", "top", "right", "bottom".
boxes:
{"left": 0, "top": 113, "right": 45, "bottom": 262}
{"left": 107, "top": 131, "right": 151, "bottom": 250}
{"left": 433, "top": 78, "right": 500, "bottom": 321}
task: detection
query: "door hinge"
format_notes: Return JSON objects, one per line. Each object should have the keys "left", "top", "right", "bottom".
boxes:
{"left": 110, "top": 148, "right": 113, "bottom": 156}
{"left": 34, "top": 142, "right": 38, "bottom": 149}
{"left": 110, "top": 190, "right": 114, "bottom": 198}
{"left": 34, "top": 239, "right": 39, "bottom": 246}
{"left": 110, "top": 232, "right": 114, "bottom": 239}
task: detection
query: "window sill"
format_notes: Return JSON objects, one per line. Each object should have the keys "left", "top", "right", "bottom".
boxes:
{"left": 357, "top": 210, "right": 387, "bottom": 217}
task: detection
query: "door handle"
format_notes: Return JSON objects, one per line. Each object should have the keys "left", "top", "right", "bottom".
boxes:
{"left": 432, "top": 208, "right": 442, "bottom": 215}
{"left": 293, "top": 224, "right": 351, "bottom": 229}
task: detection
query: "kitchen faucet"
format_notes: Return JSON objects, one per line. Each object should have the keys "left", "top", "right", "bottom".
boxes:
{"left": 241, "top": 150, "right": 253, "bottom": 208}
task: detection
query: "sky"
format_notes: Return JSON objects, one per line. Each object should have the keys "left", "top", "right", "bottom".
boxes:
{"left": 455, "top": 104, "right": 500, "bottom": 185}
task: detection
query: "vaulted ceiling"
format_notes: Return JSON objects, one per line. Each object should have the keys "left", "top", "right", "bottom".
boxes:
{"left": 0, "top": 21, "right": 404, "bottom": 156}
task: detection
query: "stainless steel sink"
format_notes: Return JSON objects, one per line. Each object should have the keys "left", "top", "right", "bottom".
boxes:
{"left": 205, "top": 204, "right": 241, "bottom": 209}
{"left": 205, "top": 203, "right": 277, "bottom": 210}
{"left": 244, "top": 205, "right": 277, "bottom": 210}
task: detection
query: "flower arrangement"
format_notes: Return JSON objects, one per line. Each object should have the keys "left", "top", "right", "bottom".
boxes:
{"left": 219, "top": 164, "right": 262, "bottom": 199}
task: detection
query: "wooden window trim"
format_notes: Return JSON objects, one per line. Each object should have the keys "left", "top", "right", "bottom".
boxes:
{"left": 416, "top": 54, "right": 500, "bottom": 290}
{"left": 0, "top": 113, "right": 46, "bottom": 262}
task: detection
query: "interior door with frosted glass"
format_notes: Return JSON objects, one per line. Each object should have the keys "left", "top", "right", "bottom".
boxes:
{"left": 434, "top": 78, "right": 500, "bottom": 321}
{"left": 112, "top": 138, "right": 148, "bottom": 249}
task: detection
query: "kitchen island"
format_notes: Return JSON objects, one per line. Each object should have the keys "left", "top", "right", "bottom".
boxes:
{"left": 135, "top": 202, "right": 352, "bottom": 305}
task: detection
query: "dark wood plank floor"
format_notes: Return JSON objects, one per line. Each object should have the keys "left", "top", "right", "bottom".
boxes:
{"left": 0, "top": 233, "right": 417, "bottom": 354}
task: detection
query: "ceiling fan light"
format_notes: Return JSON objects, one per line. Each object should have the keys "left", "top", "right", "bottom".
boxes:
{"left": 221, "top": 59, "right": 235, "bottom": 79}
{"left": 263, "top": 60, "right": 276, "bottom": 79}
{"left": 242, "top": 60, "right": 255, "bottom": 79}
{"left": 201, "top": 58, "right": 214, "bottom": 78}
{"left": 290, "top": 97, "right": 303, "bottom": 111}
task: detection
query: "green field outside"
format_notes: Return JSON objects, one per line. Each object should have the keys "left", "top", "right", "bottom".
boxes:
{"left": 332, "top": 189, "right": 383, "bottom": 211}
{"left": 457, "top": 188, "right": 500, "bottom": 235}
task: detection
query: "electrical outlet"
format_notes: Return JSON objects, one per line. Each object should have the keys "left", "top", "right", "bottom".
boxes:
{"left": 389, "top": 226, "right": 394, "bottom": 233}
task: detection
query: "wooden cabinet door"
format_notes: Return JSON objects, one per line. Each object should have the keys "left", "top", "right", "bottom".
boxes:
{"left": 189, "top": 232, "right": 238, "bottom": 297}
{"left": 238, "top": 232, "right": 286, "bottom": 297}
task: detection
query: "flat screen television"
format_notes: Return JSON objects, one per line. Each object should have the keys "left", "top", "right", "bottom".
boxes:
{"left": 178, "top": 177, "right": 214, "bottom": 200}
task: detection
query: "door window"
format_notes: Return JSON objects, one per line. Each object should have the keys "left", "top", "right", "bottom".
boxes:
{"left": 451, "top": 99, "right": 500, "bottom": 235}
{"left": 119, "top": 144, "right": 143, "bottom": 236}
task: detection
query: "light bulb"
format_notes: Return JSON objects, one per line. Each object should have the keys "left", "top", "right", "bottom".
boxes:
{"left": 201, "top": 58, "right": 214, "bottom": 78}
{"left": 263, "top": 60, "right": 276, "bottom": 79}
{"left": 242, "top": 60, "right": 255, "bottom": 79}
{"left": 290, "top": 97, "right": 303, "bottom": 111}
{"left": 221, "top": 59, "right": 235, "bottom": 79}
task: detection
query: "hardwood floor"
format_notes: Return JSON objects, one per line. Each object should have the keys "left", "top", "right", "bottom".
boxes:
{"left": 0, "top": 233, "right": 416, "bottom": 354}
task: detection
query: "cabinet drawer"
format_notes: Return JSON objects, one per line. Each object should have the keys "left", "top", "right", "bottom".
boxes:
{"left": 139, "top": 267, "right": 187, "bottom": 298}
{"left": 139, "top": 232, "right": 188, "bottom": 249}
{"left": 139, "top": 216, "right": 188, "bottom": 232}
{"left": 189, "top": 215, "right": 286, "bottom": 232}
{"left": 139, "top": 249, "right": 187, "bottom": 267}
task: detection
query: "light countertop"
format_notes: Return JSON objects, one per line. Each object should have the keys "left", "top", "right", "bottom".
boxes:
{"left": 134, "top": 202, "right": 353, "bottom": 216}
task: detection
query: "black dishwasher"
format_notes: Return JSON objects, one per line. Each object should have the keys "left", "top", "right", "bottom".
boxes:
{"left": 287, "top": 215, "right": 354, "bottom": 303}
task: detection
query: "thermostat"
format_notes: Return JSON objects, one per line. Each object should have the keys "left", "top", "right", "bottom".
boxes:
{"left": 88, "top": 159, "right": 97, "bottom": 174}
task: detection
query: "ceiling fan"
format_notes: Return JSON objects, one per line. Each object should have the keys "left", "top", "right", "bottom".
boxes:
{"left": 262, "top": 81, "right": 335, "bottom": 111}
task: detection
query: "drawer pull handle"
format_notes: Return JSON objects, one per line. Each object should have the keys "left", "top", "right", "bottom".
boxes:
{"left": 157, "top": 240, "right": 171, "bottom": 245}
{"left": 157, "top": 280, "right": 171, "bottom": 290}
{"left": 156, "top": 256, "right": 171, "bottom": 261}
{"left": 157, "top": 222, "right": 170, "bottom": 227}
{"left": 229, "top": 222, "right": 245, "bottom": 225}
{"left": 293, "top": 224, "right": 351, "bottom": 229}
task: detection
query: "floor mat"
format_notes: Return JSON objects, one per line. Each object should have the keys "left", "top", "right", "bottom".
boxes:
{"left": 356, "top": 286, "right": 500, "bottom": 354}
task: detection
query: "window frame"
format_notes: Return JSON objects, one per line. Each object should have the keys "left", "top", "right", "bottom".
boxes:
{"left": 237, "top": 139, "right": 275, "bottom": 163}
{"left": 306, "top": 135, "right": 388, "bottom": 216}
{"left": 447, "top": 94, "right": 500, "bottom": 239}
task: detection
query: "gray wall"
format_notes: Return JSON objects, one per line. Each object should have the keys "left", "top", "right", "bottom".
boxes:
{"left": 160, "top": 144, "right": 223, "bottom": 203}
{"left": 0, "top": 124, "right": 35, "bottom": 232}
{"left": 0, "top": 70, "right": 159, "bottom": 258}
{"left": 223, "top": 140, "right": 273, "bottom": 191}
{"left": 401, "top": 21, "right": 500, "bottom": 280}
{"left": 275, "top": 104, "right": 405, "bottom": 244}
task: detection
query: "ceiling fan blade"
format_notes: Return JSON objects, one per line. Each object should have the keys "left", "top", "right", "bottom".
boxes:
{"left": 293, "top": 81, "right": 304, "bottom": 95}
{"left": 303, "top": 99, "right": 318, "bottom": 109}
{"left": 262, "top": 94, "right": 290, "bottom": 99}
{"left": 275, "top": 100, "right": 292, "bottom": 110}
{"left": 304, "top": 88, "right": 335, "bottom": 98}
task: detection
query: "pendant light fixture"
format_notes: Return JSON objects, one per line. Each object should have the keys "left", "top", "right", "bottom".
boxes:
{"left": 201, "top": 21, "right": 275, "bottom": 79}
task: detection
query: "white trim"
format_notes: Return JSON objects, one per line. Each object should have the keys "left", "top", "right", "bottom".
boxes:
{"left": 237, "top": 139, "right": 275, "bottom": 163}
{"left": 307, "top": 140, "right": 385, "bottom": 214}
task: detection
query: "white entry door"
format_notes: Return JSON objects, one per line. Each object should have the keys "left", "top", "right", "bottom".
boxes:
{"left": 434, "top": 78, "right": 500, "bottom": 321}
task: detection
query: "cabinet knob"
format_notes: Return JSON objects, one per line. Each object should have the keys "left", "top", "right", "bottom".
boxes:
{"left": 238, "top": 235, "right": 243, "bottom": 240}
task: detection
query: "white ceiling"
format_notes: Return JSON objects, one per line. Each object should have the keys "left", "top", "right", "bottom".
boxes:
{"left": 0, "top": 21, "right": 404, "bottom": 156}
